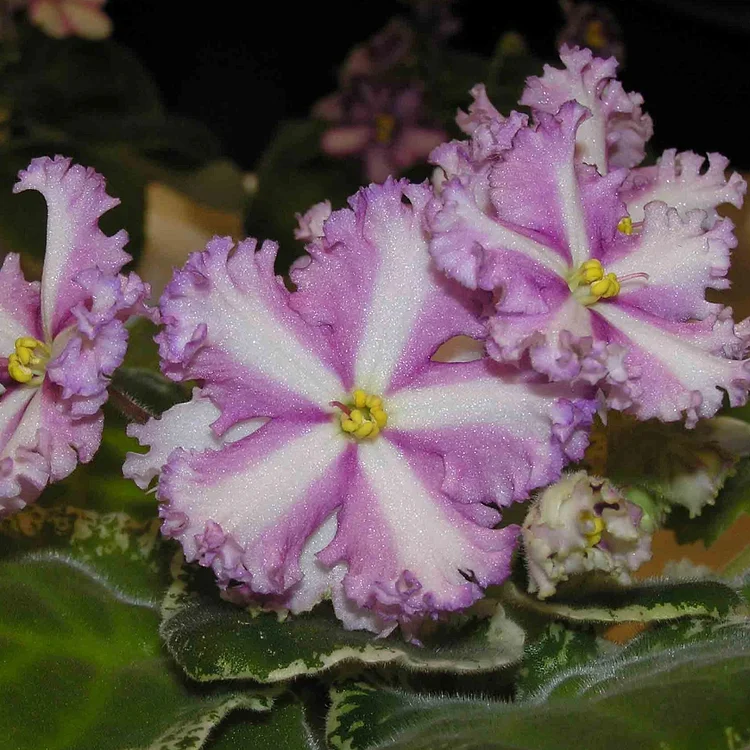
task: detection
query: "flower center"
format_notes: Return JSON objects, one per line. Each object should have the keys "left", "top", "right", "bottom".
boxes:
{"left": 7, "top": 337, "right": 50, "bottom": 386}
{"left": 374, "top": 113, "right": 396, "bottom": 144}
{"left": 332, "top": 389, "right": 388, "bottom": 441}
{"left": 567, "top": 255, "right": 648, "bottom": 307}
{"left": 579, "top": 510, "right": 604, "bottom": 547}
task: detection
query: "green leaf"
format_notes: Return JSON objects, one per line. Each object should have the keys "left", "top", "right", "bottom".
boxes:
{"left": 160, "top": 555, "right": 525, "bottom": 683}
{"left": 0, "top": 503, "right": 169, "bottom": 603}
{"left": 513, "top": 623, "right": 599, "bottom": 700}
{"left": 128, "top": 692, "right": 279, "bottom": 750}
{"left": 584, "top": 414, "right": 750, "bottom": 523}
{"left": 0, "top": 554, "right": 273, "bottom": 750}
{"left": 503, "top": 577, "right": 742, "bottom": 623}
{"left": 207, "top": 696, "right": 321, "bottom": 750}
{"left": 668, "top": 456, "right": 750, "bottom": 546}
{"left": 326, "top": 618, "right": 750, "bottom": 750}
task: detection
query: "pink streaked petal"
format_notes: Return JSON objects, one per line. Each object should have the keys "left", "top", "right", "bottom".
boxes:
{"left": 318, "top": 440, "right": 519, "bottom": 623}
{"left": 0, "top": 254, "right": 42, "bottom": 356}
{"left": 320, "top": 125, "right": 373, "bottom": 157}
{"left": 604, "top": 202, "right": 736, "bottom": 322}
{"left": 13, "top": 156, "right": 130, "bottom": 340}
{"left": 158, "top": 420, "right": 349, "bottom": 596}
{"left": 520, "top": 45, "right": 653, "bottom": 172}
{"left": 596, "top": 303, "right": 750, "bottom": 424}
{"left": 0, "top": 379, "right": 103, "bottom": 517}
{"left": 123, "top": 389, "right": 265, "bottom": 490}
{"left": 622, "top": 150, "right": 747, "bottom": 225}
{"left": 455, "top": 84, "right": 505, "bottom": 136}
{"left": 0, "top": 387, "right": 47, "bottom": 517}
{"left": 158, "top": 235, "right": 344, "bottom": 422}
{"left": 47, "top": 270, "right": 153, "bottom": 417}
{"left": 290, "top": 179, "right": 485, "bottom": 394}
{"left": 427, "top": 172, "right": 569, "bottom": 290}
{"left": 488, "top": 101, "right": 628, "bottom": 270}
{"left": 39, "top": 380, "right": 103, "bottom": 480}
{"left": 386, "top": 358, "right": 595, "bottom": 506}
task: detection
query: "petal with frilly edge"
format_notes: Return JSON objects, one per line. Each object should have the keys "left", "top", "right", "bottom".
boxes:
{"left": 318, "top": 439, "right": 519, "bottom": 622}
{"left": 488, "top": 102, "right": 627, "bottom": 270}
{"left": 157, "top": 419, "right": 350, "bottom": 597}
{"left": 123, "top": 389, "right": 265, "bottom": 490}
{"left": 386, "top": 358, "right": 596, "bottom": 506}
{"left": 290, "top": 179, "right": 486, "bottom": 394}
{"left": 1, "top": 380, "right": 103, "bottom": 518}
{"left": 520, "top": 45, "right": 653, "bottom": 173}
{"left": 596, "top": 303, "right": 749, "bottom": 425}
{"left": 0, "top": 255, "right": 42, "bottom": 361}
{"left": 621, "top": 150, "right": 747, "bottom": 225}
{"left": 602, "top": 201, "right": 737, "bottom": 322}
{"left": 158, "top": 236, "right": 345, "bottom": 431}
{"left": 13, "top": 156, "right": 130, "bottom": 340}
{"left": 47, "top": 269, "right": 153, "bottom": 417}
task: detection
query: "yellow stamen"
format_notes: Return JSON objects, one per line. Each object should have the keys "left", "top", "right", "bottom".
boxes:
{"left": 580, "top": 511, "right": 605, "bottom": 547}
{"left": 374, "top": 114, "right": 396, "bottom": 144}
{"left": 617, "top": 216, "right": 633, "bottom": 235}
{"left": 7, "top": 337, "right": 50, "bottom": 386}
{"left": 590, "top": 272, "right": 620, "bottom": 299}
{"left": 333, "top": 389, "right": 388, "bottom": 440}
{"left": 568, "top": 255, "right": 647, "bottom": 306}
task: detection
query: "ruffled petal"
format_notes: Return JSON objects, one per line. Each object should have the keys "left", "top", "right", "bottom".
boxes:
{"left": 386, "top": 358, "right": 596, "bottom": 506}
{"left": 622, "top": 150, "right": 747, "bottom": 225}
{"left": 0, "top": 388, "right": 47, "bottom": 517}
{"left": 318, "top": 439, "right": 520, "bottom": 623}
{"left": 427, "top": 167, "right": 569, "bottom": 289}
{"left": 0, "top": 380, "right": 103, "bottom": 517}
{"left": 520, "top": 45, "right": 653, "bottom": 172}
{"left": 488, "top": 101, "right": 628, "bottom": 270}
{"left": 290, "top": 179, "right": 485, "bottom": 394}
{"left": 604, "top": 201, "right": 736, "bottom": 322}
{"left": 596, "top": 303, "right": 750, "bottom": 424}
{"left": 46, "top": 269, "right": 153, "bottom": 417}
{"left": 123, "top": 388, "right": 265, "bottom": 490}
{"left": 157, "top": 420, "right": 349, "bottom": 597}
{"left": 158, "top": 235, "right": 344, "bottom": 429}
{"left": 13, "top": 156, "right": 130, "bottom": 340}
{"left": 0, "top": 254, "right": 42, "bottom": 358}
{"left": 523, "top": 471, "right": 652, "bottom": 598}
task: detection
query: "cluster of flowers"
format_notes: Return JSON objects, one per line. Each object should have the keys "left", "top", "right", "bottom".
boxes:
{"left": 314, "top": 18, "right": 447, "bottom": 183}
{"left": 1, "top": 47, "right": 747, "bottom": 635}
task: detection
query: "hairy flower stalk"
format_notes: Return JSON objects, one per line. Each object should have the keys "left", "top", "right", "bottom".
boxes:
{"left": 1, "top": 156, "right": 151, "bottom": 518}
{"left": 124, "top": 178, "right": 595, "bottom": 633}
{"left": 428, "top": 47, "right": 749, "bottom": 425}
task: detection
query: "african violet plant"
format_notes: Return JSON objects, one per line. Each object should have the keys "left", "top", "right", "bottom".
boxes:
{"left": 2, "top": 42, "right": 750, "bottom": 750}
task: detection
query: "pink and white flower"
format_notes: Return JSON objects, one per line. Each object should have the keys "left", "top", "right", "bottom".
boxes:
{"left": 0, "top": 156, "right": 151, "bottom": 518}
{"left": 428, "top": 51, "right": 749, "bottom": 425}
{"left": 124, "top": 178, "right": 595, "bottom": 632}
{"left": 522, "top": 471, "right": 652, "bottom": 599}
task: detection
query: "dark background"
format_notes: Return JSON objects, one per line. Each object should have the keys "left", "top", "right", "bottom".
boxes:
{"left": 108, "top": 0, "right": 750, "bottom": 170}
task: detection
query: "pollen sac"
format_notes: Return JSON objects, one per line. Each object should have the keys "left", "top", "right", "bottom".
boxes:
{"left": 338, "top": 389, "right": 388, "bottom": 440}
{"left": 7, "top": 337, "right": 50, "bottom": 386}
